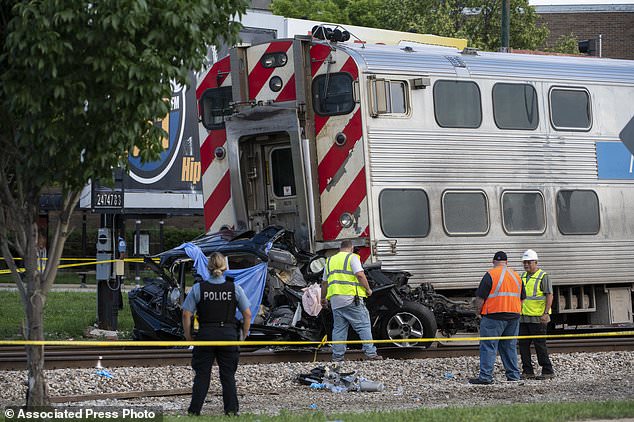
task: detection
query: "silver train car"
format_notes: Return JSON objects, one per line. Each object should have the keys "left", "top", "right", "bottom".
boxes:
{"left": 197, "top": 33, "right": 634, "bottom": 327}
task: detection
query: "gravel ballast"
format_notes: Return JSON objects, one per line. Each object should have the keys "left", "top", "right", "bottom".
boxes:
{"left": 1, "top": 351, "right": 633, "bottom": 416}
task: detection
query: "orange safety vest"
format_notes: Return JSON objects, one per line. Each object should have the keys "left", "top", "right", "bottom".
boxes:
{"left": 481, "top": 265, "right": 522, "bottom": 315}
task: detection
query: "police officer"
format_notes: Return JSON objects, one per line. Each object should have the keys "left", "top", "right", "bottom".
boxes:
{"left": 469, "top": 251, "right": 526, "bottom": 384}
{"left": 519, "top": 249, "right": 555, "bottom": 380}
{"left": 320, "top": 240, "right": 382, "bottom": 362}
{"left": 182, "top": 252, "right": 251, "bottom": 416}
{"left": 117, "top": 234, "right": 126, "bottom": 260}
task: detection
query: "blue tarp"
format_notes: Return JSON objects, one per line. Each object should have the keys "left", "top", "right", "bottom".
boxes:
{"left": 175, "top": 242, "right": 267, "bottom": 323}
{"left": 175, "top": 242, "right": 210, "bottom": 281}
{"left": 227, "top": 263, "right": 267, "bottom": 323}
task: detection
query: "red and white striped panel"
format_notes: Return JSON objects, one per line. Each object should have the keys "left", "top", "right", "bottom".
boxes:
{"left": 310, "top": 44, "right": 370, "bottom": 249}
{"left": 196, "top": 57, "right": 236, "bottom": 233}
{"left": 246, "top": 41, "right": 296, "bottom": 103}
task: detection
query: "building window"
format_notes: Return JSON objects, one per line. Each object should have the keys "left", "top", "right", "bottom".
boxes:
{"left": 556, "top": 190, "right": 600, "bottom": 234}
{"left": 434, "top": 80, "right": 482, "bottom": 128}
{"left": 493, "top": 83, "right": 539, "bottom": 130}
{"left": 379, "top": 189, "right": 430, "bottom": 237}
{"left": 442, "top": 191, "right": 489, "bottom": 235}
{"left": 200, "top": 86, "right": 233, "bottom": 130}
{"left": 313, "top": 72, "right": 355, "bottom": 116}
{"left": 550, "top": 88, "right": 591, "bottom": 131}
{"left": 501, "top": 191, "right": 546, "bottom": 234}
{"left": 270, "top": 147, "right": 296, "bottom": 197}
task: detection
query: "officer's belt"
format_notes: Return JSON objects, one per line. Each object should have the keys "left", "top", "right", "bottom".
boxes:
{"left": 199, "top": 321, "right": 237, "bottom": 327}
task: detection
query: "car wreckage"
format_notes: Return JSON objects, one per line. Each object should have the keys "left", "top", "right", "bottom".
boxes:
{"left": 129, "top": 226, "right": 479, "bottom": 348}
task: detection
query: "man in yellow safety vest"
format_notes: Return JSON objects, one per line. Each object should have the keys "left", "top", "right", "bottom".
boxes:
{"left": 519, "top": 249, "right": 555, "bottom": 380}
{"left": 320, "top": 240, "right": 382, "bottom": 362}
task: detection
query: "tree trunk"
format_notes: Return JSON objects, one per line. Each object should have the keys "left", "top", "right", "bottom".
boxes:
{"left": 1, "top": 186, "right": 80, "bottom": 407}
{"left": 25, "top": 288, "right": 49, "bottom": 406}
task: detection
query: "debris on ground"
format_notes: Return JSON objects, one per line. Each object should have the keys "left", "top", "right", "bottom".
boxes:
{"left": 84, "top": 327, "right": 118, "bottom": 340}
{"left": 297, "top": 364, "right": 384, "bottom": 393}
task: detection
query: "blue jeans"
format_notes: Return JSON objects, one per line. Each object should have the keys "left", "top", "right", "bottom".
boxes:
{"left": 478, "top": 316, "right": 520, "bottom": 381}
{"left": 331, "top": 302, "right": 377, "bottom": 359}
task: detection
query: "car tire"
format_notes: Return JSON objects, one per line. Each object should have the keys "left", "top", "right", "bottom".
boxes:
{"left": 378, "top": 301, "right": 437, "bottom": 348}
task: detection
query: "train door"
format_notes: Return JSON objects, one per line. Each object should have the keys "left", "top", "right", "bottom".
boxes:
{"left": 224, "top": 107, "right": 314, "bottom": 249}
{"left": 239, "top": 133, "right": 298, "bottom": 234}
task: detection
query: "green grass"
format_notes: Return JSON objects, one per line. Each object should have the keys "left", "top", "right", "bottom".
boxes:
{"left": 0, "top": 291, "right": 134, "bottom": 339}
{"left": 160, "top": 400, "right": 634, "bottom": 421}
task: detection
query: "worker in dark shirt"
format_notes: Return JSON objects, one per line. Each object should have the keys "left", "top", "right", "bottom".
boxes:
{"left": 469, "top": 251, "right": 526, "bottom": 385}
{"left": 182, "top": 252, "right": 251, "bottom": 416}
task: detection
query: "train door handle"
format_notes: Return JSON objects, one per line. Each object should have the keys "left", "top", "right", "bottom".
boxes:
{"left": 373, "top": 239, "right": 397, "bottom": 255}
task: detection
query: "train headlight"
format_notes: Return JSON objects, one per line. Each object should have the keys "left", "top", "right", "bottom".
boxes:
{"left": 339, "top": 212, "right": 354, "bottom": 228}
{"left": 269, "top": 76, "right": 283, "bottom": 92}
{"left": 214, "top": 146, "right": 226, "bottom": 160}
{"left": 262, "top": 56, "right": 275, "bottom": 68}
{"left": 335, "top": 132, "right": 346, "bottom": 146}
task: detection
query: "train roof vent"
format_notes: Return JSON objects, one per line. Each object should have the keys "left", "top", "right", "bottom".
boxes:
{"left": 461, "top": 47, "right": 479, "bottom": 56}
{"left": 445, "top": 56, "right": 467, "bottom": 68}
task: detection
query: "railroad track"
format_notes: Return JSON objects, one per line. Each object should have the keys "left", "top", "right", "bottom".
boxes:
{"left": 2, "top": 337, "right": 633, "bottom": 370}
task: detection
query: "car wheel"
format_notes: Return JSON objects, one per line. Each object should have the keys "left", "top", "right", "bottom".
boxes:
{"left": 379, "top": 301, "right": 437, "bottom": 348}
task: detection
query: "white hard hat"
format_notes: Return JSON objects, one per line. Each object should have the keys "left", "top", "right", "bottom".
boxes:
{"left": 522, "top": 249, "right": 539, "bottom": 261}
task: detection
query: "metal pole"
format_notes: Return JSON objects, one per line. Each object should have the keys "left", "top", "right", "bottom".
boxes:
{"left": 81, "top": 212, "right": 87, "bottom": 257}
{"left": 598, "top": 34, "right": 602, "bottom": 58}
{"left": 135, "top": 219, "right": 141, "bottom": 287}
{"left": 501, "top": 0, "right": 510, "bottom": 52}
{"left": 159, "top": 220, "right": 165, "bottom": 251}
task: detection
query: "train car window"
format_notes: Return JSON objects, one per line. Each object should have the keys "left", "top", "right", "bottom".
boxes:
{"left": 313, "top": 72, "right": 355, "bottom": 116}
{"left": 433, "top": 80, "right": 482, "bottom": 128}
{"left": 379, "top": 189, "right": 430, "bottom": 238}
{"left": 442, "top": 191, "right": 489, "bottom": 235}
{"left": 550, "top": 88, "right": 592, "bottom": 131}
{"left": 200, "top": 86, "right": 233, "bottom": 130}
{"left": 388, "top": 81, "right": 407, "bottom": 114}
{"left": 270, "top": 147, "right": 296, "bottom": 198}
{"left": 493, "top": 83, "right": 539, "bottom": 130}
{"left": 556, "top": 190, "right": 600, "bottom": 234}
{"left": 372, "top": 80, "right": 408, "bottom": 115}
{"left": 501, "top": 191, "right": 546, "bottom": 234}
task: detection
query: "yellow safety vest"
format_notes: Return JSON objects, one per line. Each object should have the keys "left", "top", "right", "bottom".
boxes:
{"left": 521, "top": 269, "right": 551, "bottom": 316}
{"left": 324, "top": 252, "right": 366, "bottom": 300}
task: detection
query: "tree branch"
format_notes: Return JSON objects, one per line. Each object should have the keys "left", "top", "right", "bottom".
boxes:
{"left": 42, "top": 189, "right": 80, "bottom": 294}
{"left": 0, "top": 208, "right": 27, "bottom": 305}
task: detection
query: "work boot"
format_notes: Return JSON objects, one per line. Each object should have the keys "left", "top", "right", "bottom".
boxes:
{"left": 536, "top": 373, "right": 555, "bottom": 380}
{"left": 362, "top": 354, "right": 383, "bottom": 361}
{"left": 521, "top": 372, "right": 536, "bottom": 380}
{"left": 468, "top": 377, "right": 493, "bottom": 385}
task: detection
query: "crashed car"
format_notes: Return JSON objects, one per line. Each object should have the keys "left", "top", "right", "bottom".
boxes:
{"left": 129, "top": 226, "right": 477, "bottom": 348}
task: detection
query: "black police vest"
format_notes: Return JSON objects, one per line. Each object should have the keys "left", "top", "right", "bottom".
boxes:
{"left": 196, "top": 281, "right": 238, "bottom": 325}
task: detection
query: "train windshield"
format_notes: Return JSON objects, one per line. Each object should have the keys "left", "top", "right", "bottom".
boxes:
{"left": 200, "top": 86, "right": 233, "bottom": 130}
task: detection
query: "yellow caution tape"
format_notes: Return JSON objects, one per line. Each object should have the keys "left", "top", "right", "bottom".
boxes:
{"left": 313, "top": 334, "right": 329, "bottom": 362}
{"left": 0, "top": 257, "right": 156, "bottom": 274}
{"left": 2, "top": 257, "right": 160, "bottom": 261}
{"left": 1, "top": 330, "right": 632, "bottom": 347}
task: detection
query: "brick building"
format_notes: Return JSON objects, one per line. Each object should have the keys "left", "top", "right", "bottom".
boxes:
{"left": 534, "top": 3, "right": 634, "bottom": 60}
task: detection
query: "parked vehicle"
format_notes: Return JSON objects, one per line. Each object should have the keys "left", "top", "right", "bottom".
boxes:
{"left": 129, "top": 226, "right": 479, "bottom": 347}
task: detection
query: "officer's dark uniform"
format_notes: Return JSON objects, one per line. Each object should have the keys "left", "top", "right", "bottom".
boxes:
{"left": 188, "top": 280, "right": 240, "bottom": 416}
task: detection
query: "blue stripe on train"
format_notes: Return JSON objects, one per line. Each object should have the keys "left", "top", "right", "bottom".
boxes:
{"left": 596, "top": 141, "right": 634, "bottom": 180}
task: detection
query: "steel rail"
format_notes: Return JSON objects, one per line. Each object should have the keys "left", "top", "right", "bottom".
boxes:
{"left": 1, "top": 337, "right": 633, "bottom": 371}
